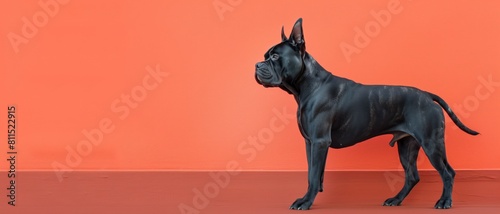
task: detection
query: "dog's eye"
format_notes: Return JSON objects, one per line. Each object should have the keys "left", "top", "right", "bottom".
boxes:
{"left": 271, "top": 54, "right": 279, "bottom": 61}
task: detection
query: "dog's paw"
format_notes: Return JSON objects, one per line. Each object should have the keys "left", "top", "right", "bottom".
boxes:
{"left": 434, "top": 198, "right": 452, "bottom": 209}
{"left": 290, "top": 198, "right": 312, "bottom": 210}
{"left": 383, "top": 198, "right": 402, "bottom": 206}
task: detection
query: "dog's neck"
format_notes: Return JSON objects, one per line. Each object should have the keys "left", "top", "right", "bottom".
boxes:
{"left": 283, "top": 53, "right": 352, "bottom": 102}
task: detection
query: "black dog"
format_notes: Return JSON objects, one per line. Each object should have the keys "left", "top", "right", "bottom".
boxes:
{"left": 255, "top": 18, "right": 478, "bottom": 210}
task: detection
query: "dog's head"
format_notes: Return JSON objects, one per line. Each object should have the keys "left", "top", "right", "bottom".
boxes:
{"left": 255, "top": 18, "right": 306, "bottom": 94}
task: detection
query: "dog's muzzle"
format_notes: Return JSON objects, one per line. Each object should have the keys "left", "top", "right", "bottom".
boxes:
{"left": 255, "top": 62, "right": 279, "bottom": 87}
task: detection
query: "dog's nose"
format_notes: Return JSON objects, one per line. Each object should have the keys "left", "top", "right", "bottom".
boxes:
{"left": 256, "top": 62, "right": 265, "bottom": 69}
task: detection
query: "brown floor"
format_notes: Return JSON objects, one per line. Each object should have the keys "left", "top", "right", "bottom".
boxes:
{"left": 1, "top": 171, "right": 499, "bottom": 214}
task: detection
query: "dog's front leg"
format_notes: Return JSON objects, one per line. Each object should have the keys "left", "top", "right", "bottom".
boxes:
{"left": 305, "top": 142, "right": 326, "bottom": 192}
{"left": 305, "top": 141, "right": 328, "bottom": 193}
{"left": 305, "top": 141, "right": 326, "bottom": 192}
{"left": 290, "top": 141, "right": 329, "bottom": 210}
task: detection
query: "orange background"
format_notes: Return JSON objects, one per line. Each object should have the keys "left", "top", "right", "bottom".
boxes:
{"left": 1, "top": 0, "right": 499, "bottom": 171}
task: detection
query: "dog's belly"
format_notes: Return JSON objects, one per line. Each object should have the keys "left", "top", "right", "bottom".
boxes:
{"left": 329, "top": 129, "right": 408, "bottom": 149}
{"left": 327, "top": 85, "right": 414, "bottom": 148}
{"left": 328, "top": 110, "right": 410, "bottom": 149}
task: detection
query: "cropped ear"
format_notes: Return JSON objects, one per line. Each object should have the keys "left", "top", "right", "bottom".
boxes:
{"left": 281, "top": 26, "right": 288, "bottom": 42}
{"left": 289, "top": 18, "right": 305, "bottom": 55}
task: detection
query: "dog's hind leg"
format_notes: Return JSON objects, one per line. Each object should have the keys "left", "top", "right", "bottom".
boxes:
{"left": 421, "top": 136, "right": 455, "bottom": 209}
{"left": 383, "top": 136, "right": 421, "bottom": 206}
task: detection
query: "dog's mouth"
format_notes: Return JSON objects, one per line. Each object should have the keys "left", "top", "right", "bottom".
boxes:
{"left": 256, "top": 65, "right": 280, "bottom": 87}
{"left": 256, "top": 70, "right": 279, "bottom": 87}
{"left": 256, "top": 69, "right": 271, "bottom": 83}
{"left": 255, "top": 74, "right": 265, "bottom": 85}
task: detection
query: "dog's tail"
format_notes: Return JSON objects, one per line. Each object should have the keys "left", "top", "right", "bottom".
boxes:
{"left": 427, "top": 92, "right": 479, "bottom": 135}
